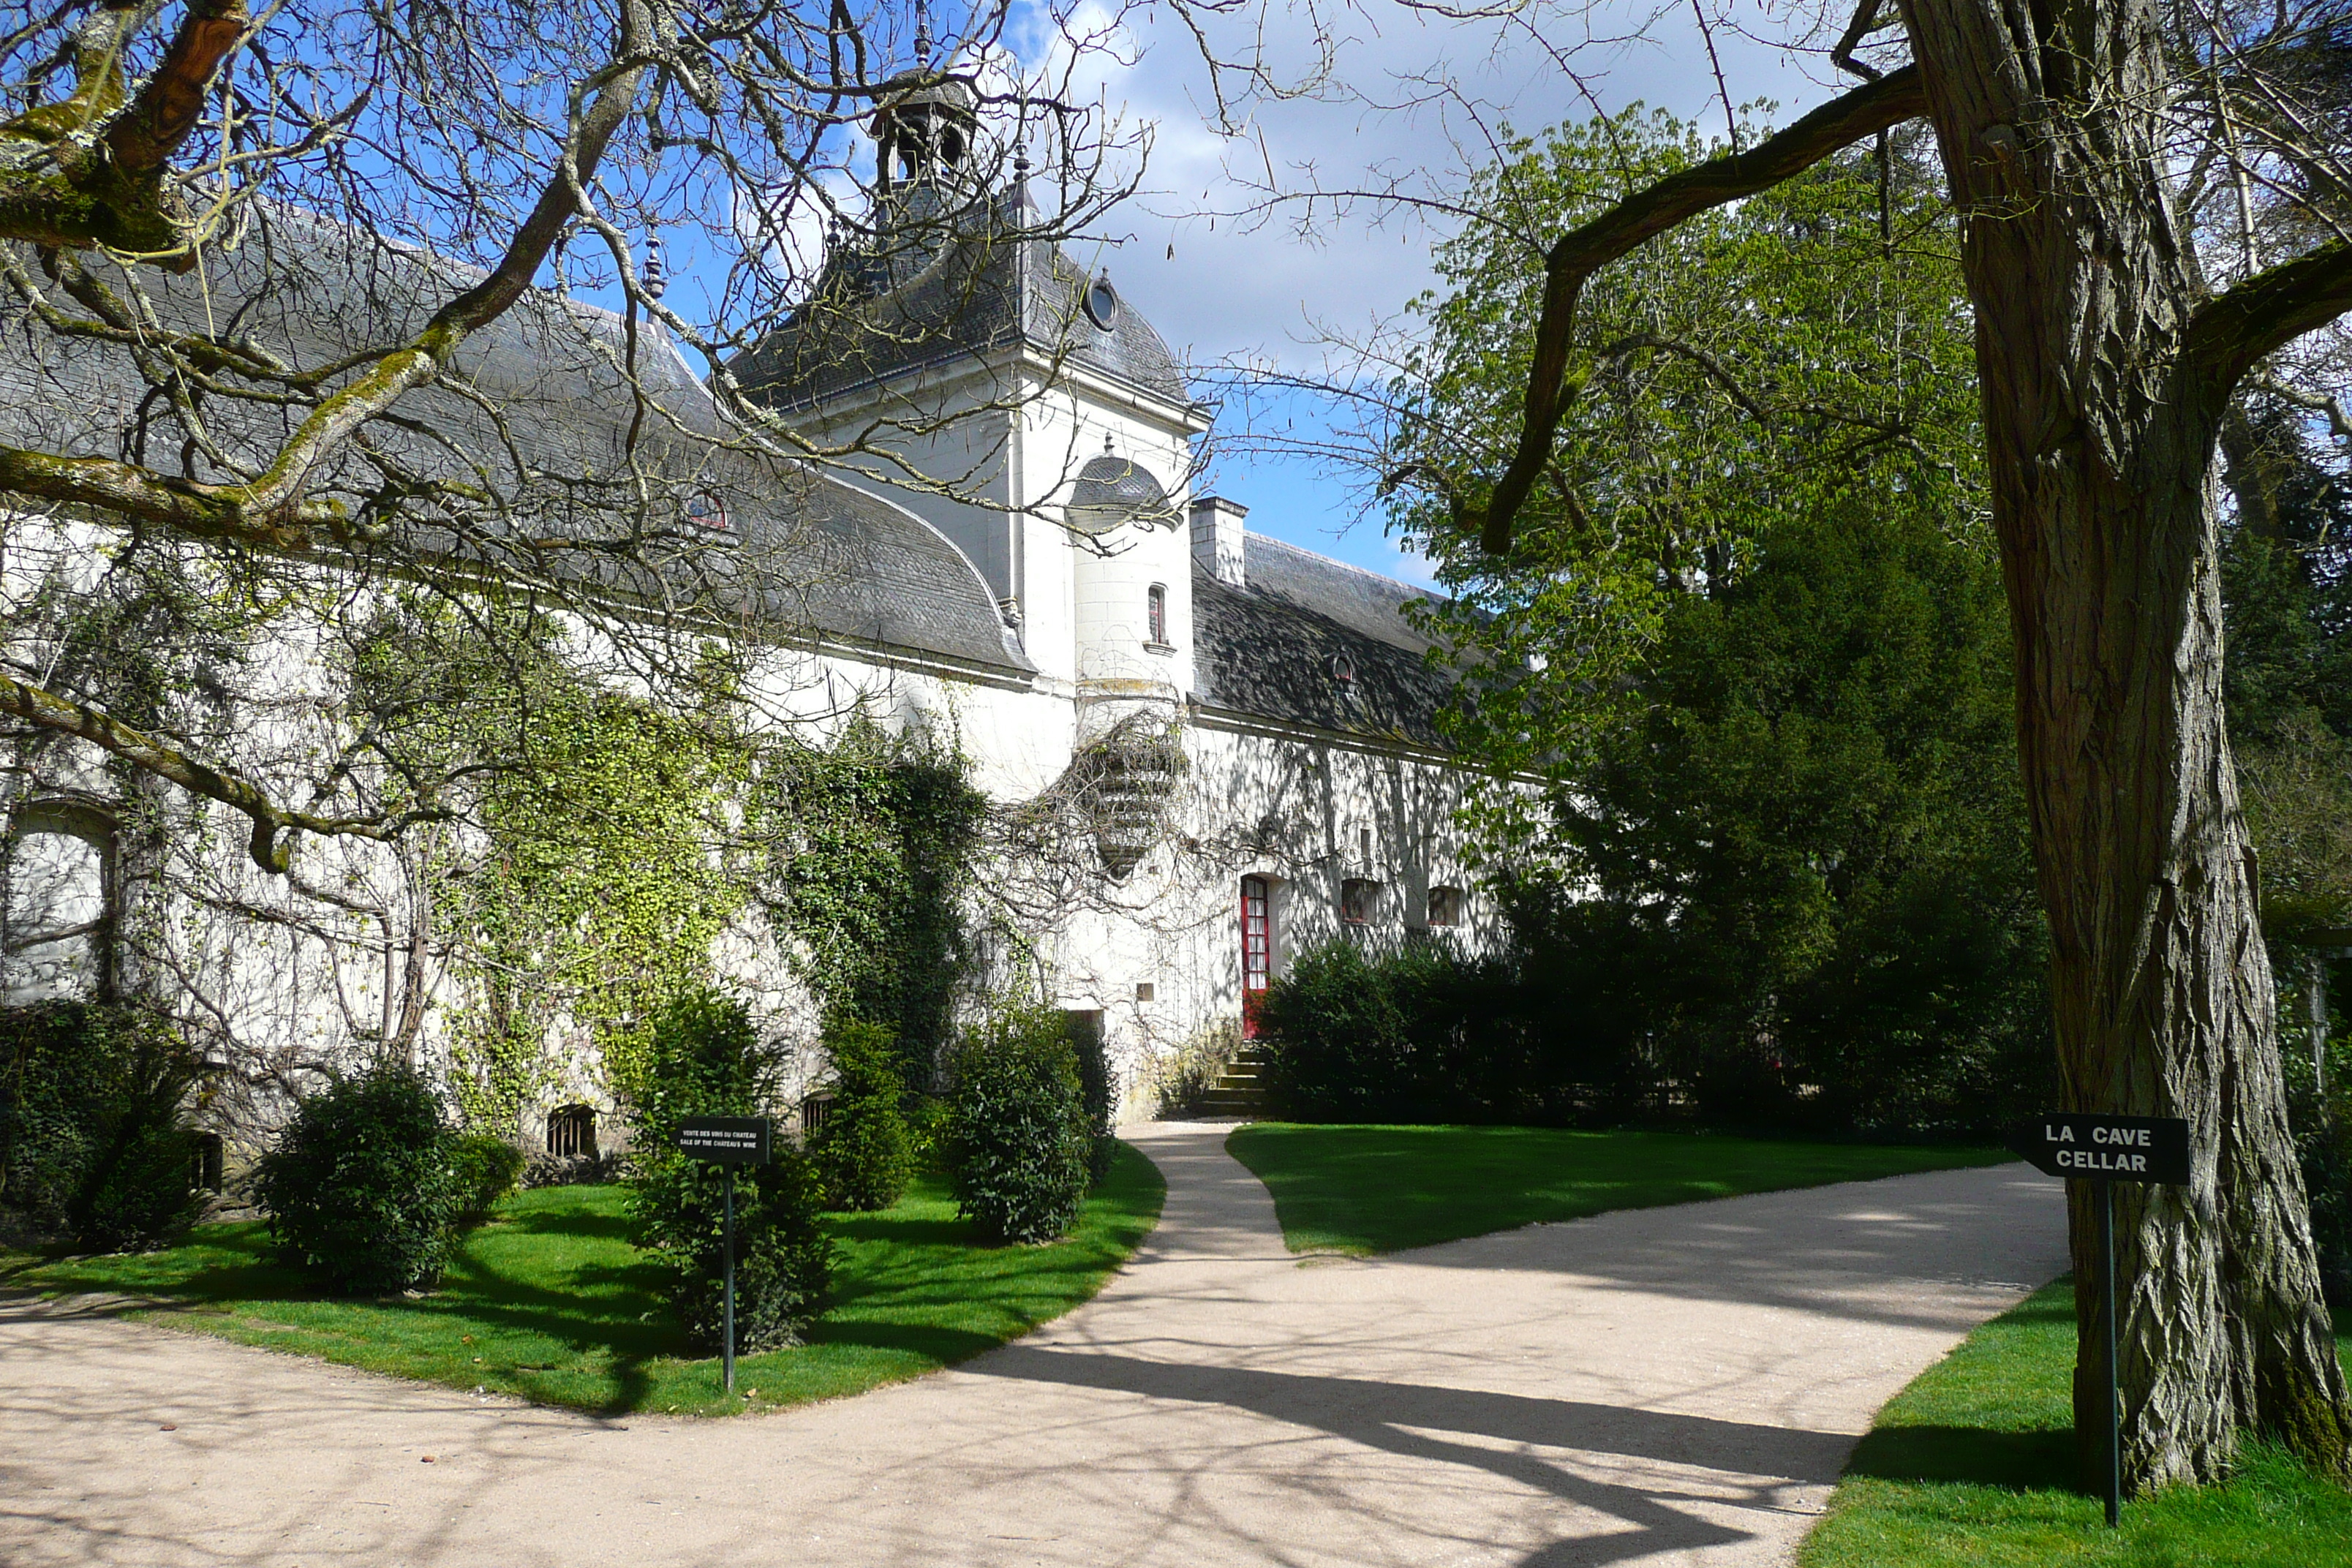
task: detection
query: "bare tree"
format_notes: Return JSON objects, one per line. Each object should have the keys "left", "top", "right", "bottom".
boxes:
{"left": 0, "top": 0, "right": 1146, "bottom": 871}
{"left": 1171, "top": 0, "right": 2352, "bottom": 1490}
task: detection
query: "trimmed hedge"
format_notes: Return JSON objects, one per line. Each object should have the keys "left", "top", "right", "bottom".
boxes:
{"left": 449, "top": 1132, "right": 526, "bottom": 1223}
{"left": 626, "top": 987, "right": 831, "bottom": 1352}
{"left": 807, "top": 1018, "right": 914, "bottom": 1211}
{"left": 947, "top": 1003, "right": 1090, "bottom": 1244}
{"left": 254, "top": 1064, "right": 458, "bottom": 1294}
{"left": 0, "top": 1002, "right": 210, "bottom": 1251}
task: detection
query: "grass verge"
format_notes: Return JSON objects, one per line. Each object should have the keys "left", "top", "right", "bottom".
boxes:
{"left": 1801, "top": 1279, "right": 2352, "bottom": 1567}
{"left": 1224, "top": 1123, "right": 2015, "bottom": 1254}
{"left": 2, "top": 1138, "right": 1163, "bottom": 1417}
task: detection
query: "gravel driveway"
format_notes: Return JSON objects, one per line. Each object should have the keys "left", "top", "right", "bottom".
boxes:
{"left": 0, "top": 1121, "right": 2066, "bottom": 1568}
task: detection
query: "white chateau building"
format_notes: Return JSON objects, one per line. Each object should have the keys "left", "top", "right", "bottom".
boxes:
{"left": 0, "top": 76, "right": 1501, "bottom": 1146}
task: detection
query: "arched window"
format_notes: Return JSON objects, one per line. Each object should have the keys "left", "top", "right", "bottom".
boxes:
{"left": 1146, "top": 583, "right": 1168, "bottom": 646}
{"left": 4, "top": 806, "right": 112, "bottom": 1003}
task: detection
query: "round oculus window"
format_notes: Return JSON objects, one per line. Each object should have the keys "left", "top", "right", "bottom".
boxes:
{"left": 1083, "top": 277, "right": 1120, "bottom": 329}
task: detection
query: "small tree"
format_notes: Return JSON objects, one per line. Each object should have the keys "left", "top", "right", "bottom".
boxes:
{"left": 948, "top": 1004, "right": 1090, "bottom": 1245}
{"left": 626, "top": 987, "right": 830, "bottom": 1352}
{"left": 807, "top": 1018, "right": 914, "bottom": 1212}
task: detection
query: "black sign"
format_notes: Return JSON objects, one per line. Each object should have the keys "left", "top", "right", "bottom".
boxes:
{"left": 674, "top": 1115, "right": 772, "bottom": 1166}
{"left": 2006, "top": 1114, "right": 2190, "bottom": 1185}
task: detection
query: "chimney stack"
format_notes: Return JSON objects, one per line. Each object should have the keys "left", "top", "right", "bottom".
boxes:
{"left": 1190, "top": 495, "right": 1247, "bottom": 587}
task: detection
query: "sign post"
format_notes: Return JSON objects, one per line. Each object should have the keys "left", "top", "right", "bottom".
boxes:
{"left": 673, "top": 1115, "right": 772, "bottom": 1397}
{"left": 2005, "top": 1112, "right": 2191, "bottom": 1528}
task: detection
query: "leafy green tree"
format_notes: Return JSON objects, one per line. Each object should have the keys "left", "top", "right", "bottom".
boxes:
{"left": 1392, "top": 118, "right": 1980, "bottom": 794}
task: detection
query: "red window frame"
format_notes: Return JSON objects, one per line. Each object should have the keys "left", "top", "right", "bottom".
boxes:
{"left": 1240, "top": 875, "right": 1270, "bottom": 1038}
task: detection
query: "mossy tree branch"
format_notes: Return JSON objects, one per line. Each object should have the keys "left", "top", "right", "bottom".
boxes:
{"left": 0, "top": 668, "right": 426, "bottom": 872}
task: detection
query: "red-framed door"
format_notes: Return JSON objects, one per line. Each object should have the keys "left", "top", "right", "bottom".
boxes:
{"left": 1240, "top": 875, "right": 1270, "bottom": 1038}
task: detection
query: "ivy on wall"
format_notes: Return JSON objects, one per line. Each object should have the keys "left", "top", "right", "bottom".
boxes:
{"left": 750, "top": 716, "right": 986, "bottom": 1088}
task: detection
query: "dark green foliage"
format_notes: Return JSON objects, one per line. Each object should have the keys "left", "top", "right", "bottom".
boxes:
{"left": 758, "top": 719, "right": 988, "bottom": 1091}
{"left": 2291, "top": 1018, "right": 2352, "bottom": 1308}
{"left": 1256, "top": 939, "right": 1561, "bottom": 1125}
{"left": 947, "top": 1003, "right": 1090, "bottom": 1244}
{"left": 1543, "top": 502, "right": 2052, "bottom": 1134}
{"left": 448, "top": 1133, "right": 525, "bottom": 1224}
{"left": 1260, "top": 508, "right": 2054, "bottom": 1137}
{"left": 253, "top": 1064, "right": 459, "bottom": 1294}
{"left": 0, "top": 1002, "right": 209, "bottom": 1251}
{"left": 807, "top": 1018, "right": 913, "bottom": 1211}
{"left": 625, "top": 987, "right": 831, "bottom": 1352}
{"left": 1067, "top": 1011, "right": 1117, "bottom": 1183}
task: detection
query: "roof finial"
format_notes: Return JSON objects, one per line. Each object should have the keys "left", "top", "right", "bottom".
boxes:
{"left": 913, "top": 0, "right": 932, "bottom": 63}
{"left": 1104, "top": 432, "right": 1115, "bottom": 454}
{"left": 643, "top": 233, "right": 666, "bottom": 301}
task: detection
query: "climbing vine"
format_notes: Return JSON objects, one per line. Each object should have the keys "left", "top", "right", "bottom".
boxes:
{"left": 750, "top": 715, "right": 987, "bottom": 1088}
{"left": 350, "top": 600, "right": 750, "bottom": 1129}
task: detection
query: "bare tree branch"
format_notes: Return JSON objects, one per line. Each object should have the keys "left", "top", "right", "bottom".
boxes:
{"left": 2181, "top": 240, "right": 2352, "bottom": 405}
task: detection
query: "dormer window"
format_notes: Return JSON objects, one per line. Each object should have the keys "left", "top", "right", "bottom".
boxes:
{"left": 1147, "top": 583, "right": 1168, "bottom": 647}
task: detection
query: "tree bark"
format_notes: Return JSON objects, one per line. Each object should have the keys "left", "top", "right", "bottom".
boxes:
{"left": 1900, "top": 0, "right": 2350, "bottom": 1488}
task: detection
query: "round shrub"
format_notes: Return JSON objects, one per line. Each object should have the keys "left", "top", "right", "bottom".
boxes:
{"left": 625, "top": 987, "right": 832, "bottom": 1352}
{"left": 947, "top": 1003, "right": 1090, "bottom": 1245}
{"left": 0, "top": 1002, "right": 210, "bottom": 1251}
{"left": 448, "top": 1132, "right": 526, "bottom": 1224}
{"left": 807, "top": 1019, "right": 913, "bottom": 1211}
{"left": 253, "top": 1064, "right": 458, "bottom": 1294}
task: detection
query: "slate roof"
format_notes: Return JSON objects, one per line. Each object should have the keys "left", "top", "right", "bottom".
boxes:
{"left": 1192, "top": 536, "right": 1455, "bottom": 748}
{"left": 0, "top": 214, "right": 1026, "bottom": 674}
{"left": 729, "top": 184, "right": 1193, "bottom": 412}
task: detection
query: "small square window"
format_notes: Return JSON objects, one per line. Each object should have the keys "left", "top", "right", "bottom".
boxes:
{"left": 1428, "top": 886, "right": 1465, "bottom": 927}
{"left": 1134, "top": 981, "right": 1156, "bottom": 1002}
{"left": 1341, "top": 878, "right": 1379, "bottom": 926}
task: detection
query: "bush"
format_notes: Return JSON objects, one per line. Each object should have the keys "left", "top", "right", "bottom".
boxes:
{"left": 807, "top": 1018, "right": 913, "bottom": 1211}
{"left": 1069, "top": 1012, "right": 1117, "bottom": 1183}
{"left": 254, "top": 1063, "right": 458, "bottom": 1294}
{"left": 947, "top": 1002, "right": 1090, "bottom": 1244}
{"left": 448, "top": 1132, "right": 526, "bottom": 1223}
{"left": 626, "top": 987, "right": 831, "bottom": 1352}
{"left": 0, "top": 1002, "right": 210, "bottom": 1251}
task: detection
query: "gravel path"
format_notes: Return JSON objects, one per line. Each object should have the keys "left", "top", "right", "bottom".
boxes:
{"left": 0, "top": 1123, "right": 2065, "bottom": 1568}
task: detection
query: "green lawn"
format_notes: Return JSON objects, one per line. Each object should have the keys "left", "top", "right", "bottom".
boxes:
{"left": 2, "top": 1139, "right": 1163, "bottom": 1417}
{"left": 1224, "top": 1123, "right": 2016, "bottom": 1254}
{"left": 1801, "top": 1280, "right": 2352, "bottom": 1566}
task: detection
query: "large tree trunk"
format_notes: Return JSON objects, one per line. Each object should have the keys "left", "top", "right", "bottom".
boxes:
{"left": 1901, "top": 0, "right": 2351, "bottom": 1489}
